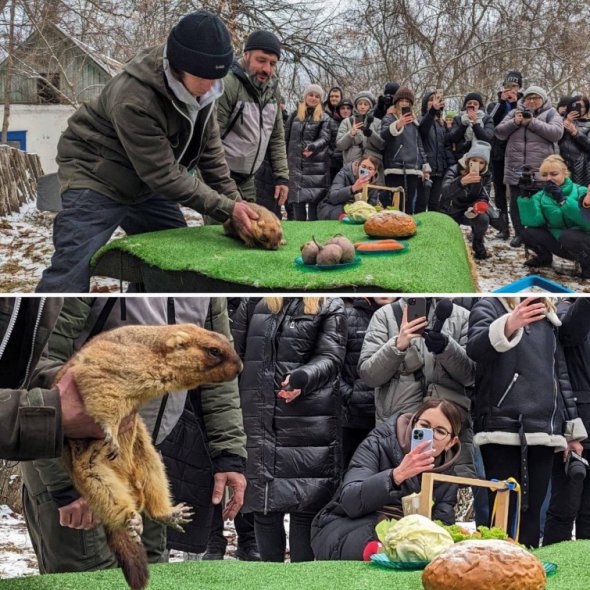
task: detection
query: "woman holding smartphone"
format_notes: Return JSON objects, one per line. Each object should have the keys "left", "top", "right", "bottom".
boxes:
{"left": 317, "top": 153, "right": 381, "bottom": 220}
{"left": 380, "top": 87, "right": 431, "bottom": 212}
{"left": 467, "top": 297, "right": 587, "bottom": 548}
{"left": 311, "top": 399, "right": 462, "bottom": 560}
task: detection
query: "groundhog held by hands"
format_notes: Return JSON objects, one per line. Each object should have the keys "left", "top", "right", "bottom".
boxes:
{"left": 224, "top": 201, "right": 285, "bottom": 250}
{"left": 56, "top": 324, "right": 242, "bottom": 590}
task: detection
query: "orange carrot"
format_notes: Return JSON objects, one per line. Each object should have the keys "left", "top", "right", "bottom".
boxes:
{"left": 355, "top": 240, "right": 404, "bottom": 251}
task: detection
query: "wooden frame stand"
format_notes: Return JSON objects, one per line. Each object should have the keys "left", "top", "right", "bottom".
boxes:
{"left": 359, "top": 184, "right": 405, "bottom": 211}
{"left": 419, "top": 473, "right": 511, "bottom": 533}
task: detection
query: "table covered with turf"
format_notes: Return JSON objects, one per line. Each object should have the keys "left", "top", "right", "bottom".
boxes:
{"left": 0, "top": 540, "right": 585, "bottom": 590}
{"left": 90, "top": 212, "right": 478, "bottom": 292}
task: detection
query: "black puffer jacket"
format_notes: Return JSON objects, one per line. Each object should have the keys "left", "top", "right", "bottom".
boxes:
{"left": 486, "top": 93, "right": 521, "bottom": 161}
{"left": 440, "top": 162, "right": 492, "bottom": 221}
{"left": 232, "top": 297, "right": 347, "bottom": 514}
{"left": 341, "top": 298, "right": 380, "bottom": 430}
{"left": 311, "top": 413, "right": 458, "bottom": 560}
{"left": 419, "top": 93, "right": 454, "bottom": 176}
{"left": 317, "top": 163, "right": 380, "bottom": 220}
{"left": 285, "top": 109, "right": 332, "bottom": 204}
{"left": 559, "top": 118, "right": 590, "bottom": 186}
{"left": 558, "top": 298, "right": 590, "bottom": 449}
{"left": 467, "top": 298, "right": 584, "bottom": 443}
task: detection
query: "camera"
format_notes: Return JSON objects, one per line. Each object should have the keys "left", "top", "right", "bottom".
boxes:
{"left": 382, "top": 94, "right": 394, "bottom": 109}
{"left": 566, "top": 102, "right": 582, "bottom": 115}
{"left": 521, "top": 108, "right": 533, "bottom": 120}
{"left": 565, "top": 452, "right": 589, "bottom": 481}
{"left": 517, "top": 165, "right": 544, "bottom": 197}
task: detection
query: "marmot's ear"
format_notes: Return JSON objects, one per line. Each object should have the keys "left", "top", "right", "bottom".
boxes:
{"left": 165, "top": 330, "right": 190, "bottom": 350}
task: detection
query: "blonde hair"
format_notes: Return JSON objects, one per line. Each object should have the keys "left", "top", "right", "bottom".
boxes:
{"left": 503, "top": 297, "right": 557, "bottom": 314}
{"left": 539, "top": 155, "right": 570, "bottom": 178}
{"left": 297, "top": 102, "right": 324, "bottom": 122}
{"left": 264, "top": 297, "right": 325, "bottom": 315}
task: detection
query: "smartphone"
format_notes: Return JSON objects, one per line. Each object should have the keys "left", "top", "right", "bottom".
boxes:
{"left": 411, "top": 427, "right": 434, "bottom": 453}
{"left": 407, "top": 297, "right": 427, "bottom": 328}
{"left": 359, "top": 167, "right": 370, "bottom": 179}
{"left": 469, "top": 160, "right": 480, "bottom": 174}
{"left": 401, "top": 106, "right": 412, "bottom": 116}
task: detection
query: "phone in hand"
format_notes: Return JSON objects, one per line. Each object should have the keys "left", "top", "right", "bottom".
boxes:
{"left": 406, "top": 297, "right": 427, "bottom": 329}
{"left": 401, "top": 106, "right": 412, "bottom": 116}
{"left": 469, "top": 160, "right": 480, "bottom": 174}
{"left": 411, "top": 427, "right": 434, "bottom": 453}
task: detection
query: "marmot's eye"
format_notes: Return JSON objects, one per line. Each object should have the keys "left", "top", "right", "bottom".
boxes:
{"left": 208, "top": 347, "right": 221, "bottom": 359}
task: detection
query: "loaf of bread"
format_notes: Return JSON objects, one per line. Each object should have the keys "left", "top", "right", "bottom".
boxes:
{"left": 364, "top": 210, "right": 417, "bottom": 238}
{"left": 422, "top": 540, "right": 546, "bottom": 590}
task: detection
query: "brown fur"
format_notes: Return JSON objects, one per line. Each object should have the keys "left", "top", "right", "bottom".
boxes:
{"left": 223, "top": 202, "right": 285, "bottom": 250}
{"left": 57, "top": 324, "right": 242, "bottom": 590}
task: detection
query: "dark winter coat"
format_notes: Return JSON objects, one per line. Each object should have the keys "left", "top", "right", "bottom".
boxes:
{"left": 317, "top": 162, "right": 380, "bottom": 220}
{"left": 285, "top": 109, "right": 332, "bottom": 204}
{"left": 440, "top": 162, "right": 492, "bottom": 221}
{"left": 495, "top": 98, "right": 564, "bottom": 186}
{"left": 558, "top": 298, "right": 590, "bottom": 450}
{"left": 419, "top": 94, "right": 455, "bottom": 176}
{"left": 232, "top": 297, "right": 347, "bottom": 514}
{"left": 56, "top": 44, "right": 240, "bottom": 222}
{"left": 467, "top": 298, "right": 586, "bottom": 448}
{"left": 559, "top": 118, "right": 590, "bottom": 186}
{"left": 310, "top": 413, "right": 458, "bottom": 560}
{"left": 446, "top": 111, "right": 495, "bottom": 161}
{"left": 381, "top": 114, "right": 430, "bottom": 175}
{"left": 340, "top": 299, "right": 380, "bottom": 430}
{"left": 253, "top": 148, "right": 282, "bottom": 217}
{"left": 487, "top": 93, "right": 521, "bottom": 161}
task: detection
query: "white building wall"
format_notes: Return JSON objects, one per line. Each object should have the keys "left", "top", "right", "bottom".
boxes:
{"left": 0, "top": 104, "right": 75, "bottom": 173}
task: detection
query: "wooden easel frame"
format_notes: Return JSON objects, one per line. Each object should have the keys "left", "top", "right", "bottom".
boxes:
{"left": 419, "top": 473, "right": 511, "bottom": 533}
{"left": 359, "top": 184, "right": 405, "bottom": 211}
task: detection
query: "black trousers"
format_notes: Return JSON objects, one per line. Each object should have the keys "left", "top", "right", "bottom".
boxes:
{"left": 384, "top": 174, "right": 419, "bottom": 213}
{"left": 292, "top": 202, "right": 319, "bottom": 221}
{"left": 458, "top": 213, "right": 490, "bottom": 244}
{"left": 491, "top": 159, "right": 508, "bottom": 216}
{"left": 544, "top": 448, "right": 590, "bottom": 545}
{"left": 253, "top": 510, "right": 316, "bottom": 562}
{"left": 521, "top": 227, "right": 590, "bottom": 272}
{"left": 480, "top": 444, "right": 555, "bottom": 548}
{"left": 415, "top": 176, "right": 444, "bottom": 213}
{"left": 206, "top": 505, "right": 257, "bottom": 553}
{"left": 508, "top": 185, "right": 525, "bottom": 237}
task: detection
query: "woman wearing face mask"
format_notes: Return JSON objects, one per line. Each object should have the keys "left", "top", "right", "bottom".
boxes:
{"left": 559, "top": 95, "right": 590, "bottom": 186}
{"left": 440, "top": 141, "right": 494, "bottom": 260}
{"left": 310, "top": 399, "right": 463, "bottom": 560}
{"left": 518, "top": 154, "right": 590, "bottom": 278}
{"left": 285, "top": 84, "right": 332, "bottom": 221}
{"left": 317, "top": 153, "right": 381, "bottom": 220}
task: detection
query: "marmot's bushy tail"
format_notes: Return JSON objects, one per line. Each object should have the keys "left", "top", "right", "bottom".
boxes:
{"left": 106, "top": 528, "right": 149, "bottom": 590}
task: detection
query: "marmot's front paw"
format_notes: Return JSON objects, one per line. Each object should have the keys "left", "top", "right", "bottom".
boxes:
{"left": 159, "top": 503, "right": 194, "bottom": 532}
{"left": 105, "top": 442, "right": 120, "bottom": 461}
{"left": 126, "top": 511, "right": 143, "bottom": 544}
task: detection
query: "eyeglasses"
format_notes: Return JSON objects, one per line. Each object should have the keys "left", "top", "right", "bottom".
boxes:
{"left": 415, "top": 419, "right": 452, "bottom": 440}
{"left": 525, "top": 96, "right": 543, "bottom": 102}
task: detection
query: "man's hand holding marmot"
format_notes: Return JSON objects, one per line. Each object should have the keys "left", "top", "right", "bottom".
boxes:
{"left": 231, "top": 201, "right": 260, "bottom": 237}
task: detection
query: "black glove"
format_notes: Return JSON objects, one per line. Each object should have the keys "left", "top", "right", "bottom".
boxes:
{"left": 363, "top": 114, "right": 374, "bottom": 137}
{"left": 423, "top": 329, "right": 449, "bottom": 355}
{"left": 544, "top": 180, "right": 565, "bottom": 204}
{"left": 362, "top": 127, "right": 373, "bottom": 137}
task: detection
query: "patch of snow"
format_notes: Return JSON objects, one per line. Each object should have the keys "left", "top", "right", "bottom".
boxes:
{"left": 0, "top": 504, "right": 39, "bottom": 579}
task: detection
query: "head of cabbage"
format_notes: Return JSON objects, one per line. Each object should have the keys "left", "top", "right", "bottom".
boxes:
{"left": 375, "top": 515, "right": 454, "bottom": 562}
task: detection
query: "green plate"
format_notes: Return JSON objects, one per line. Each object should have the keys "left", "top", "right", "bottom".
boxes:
{"left": 294, "top": 255, "right": 361, "bottom": 271}
{"left": 543, "top": 561, "right": 558, "bottom": 576}
{"left": 369, "top": 553, "right": 429, "bottom": 570}
{"left": 355, "top": 241, "right": 409, "bottom": 255}
{"left": 341, "top": 216, "right": 367, "bottom": 225}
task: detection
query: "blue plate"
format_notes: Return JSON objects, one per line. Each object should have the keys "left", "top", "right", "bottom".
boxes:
{"left": 355, "top": 240, "right": 409, "bottom": 255}
{"left": 543, "top": 562, "right": 558, "bottom": 576}
{"left": 294, "top": 255, "right": 361, "bottom": 271}
{"left": 369, "top": 553, "right": 429, "bottom": 570}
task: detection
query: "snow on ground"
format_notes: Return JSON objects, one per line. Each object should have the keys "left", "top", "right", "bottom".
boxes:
{"left": 0, "top": 505, "right": 38, "bottom": 579}
{"left": 1, "top": 199, "right": 588, "bottom": 292}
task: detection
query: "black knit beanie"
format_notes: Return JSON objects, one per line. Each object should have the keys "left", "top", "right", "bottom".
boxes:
{"left": 463, "top": 92, "right": 484, "bottom": 109}
{"left": 167, "top": 11, "right": 233, "bottom": 79}
{"left": 384, "top": 82, "right": 400, "bottom": 96}
{"left": 244, "top": 30, "right": 281, "bottom": 59}
{"left": 503, "top": 70, "right": 523, "bottom": 89}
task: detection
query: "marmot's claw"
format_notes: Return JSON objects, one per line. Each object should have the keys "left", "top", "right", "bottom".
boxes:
{"left": 106, "top": 445, "right": 119, "bottom": 461}
{"left": 160, "top": 503, "right": 194, "bottom": 531}
{"left": 126, "top": 511, "right": 143, "bottom": 543}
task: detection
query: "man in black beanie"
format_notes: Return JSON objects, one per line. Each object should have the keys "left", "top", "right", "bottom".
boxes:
{"left": 217, "top": 30, "right": 289, "bottom": 205}
{"left": 37, "top": 10, "right": 260, "bottom": 293}
{"left": 374, "top": 81, "right": 400, "bottom": 119}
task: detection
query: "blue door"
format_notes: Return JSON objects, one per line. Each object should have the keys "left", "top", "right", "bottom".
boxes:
{"left": 6, "top": 130, "right": 26, "bottom": 150}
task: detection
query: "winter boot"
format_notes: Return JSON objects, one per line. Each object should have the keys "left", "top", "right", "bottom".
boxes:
{"left": 473, "top": 240, "right": 489, "bottom": 260}
{"left": 524, "top": 255, "right": 552, "bottom": 268}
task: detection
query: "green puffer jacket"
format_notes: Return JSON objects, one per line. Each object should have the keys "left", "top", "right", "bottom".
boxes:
{"left": 56, "top": 44, "right": 240, "bottom": 222}
{"left": 518, "top": 177, "right": 590, "bottom": 238}
{"left": 217, "top": 61, "right": 289, "bottom": 183}
{"left": 21, "top": 297, "right": 246, "bottom": 507}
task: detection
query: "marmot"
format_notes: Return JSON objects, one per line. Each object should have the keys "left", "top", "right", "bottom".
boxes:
{"left": 56, "top": 324, "right": 242, "bottom": 590}
{"left": 224, "top": 201, "right": 285, "bottom": 250}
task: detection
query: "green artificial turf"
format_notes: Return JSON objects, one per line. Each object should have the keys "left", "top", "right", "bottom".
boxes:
{"left": 90, "top": 212, "right": 477, "bottom": 293}
{"left": 1, "top": 540, "right": 588, "bottom": 590}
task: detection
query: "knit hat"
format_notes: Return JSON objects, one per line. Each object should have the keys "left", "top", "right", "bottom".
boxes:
{"left": 167, "top": 11, "right": 234, "bottom": 79}
{"left": 464, "top": 140, "right": 491, "bottom": 165}
{"left": 384, "top": 82, "right": 400, "bottom": 96}
{"left": 503, "top": 70, "right": 523, "bottom": 89}
{"left": 303, "top": 83, "right": 324, "bottom": 101}
{"left": 558, "top": 95, "right": 573, "bottom": 110}
{"left": 462, "top": 92, "right": 484, "bottom": 109}
{"left": 392, "top": 87, "right": 415, "bottom": 105}
{"left": 354, "top": 90, "right": 377, "bottom": 108}
{"left": 336, "top": 98, "right": 354, "bottom": 113}
{"left": 445, "top": 111, "right": 457, "bottom": 119}
{"left": 523, "top": 85, "right": 548, "bottom": 104}
{"left": 244, "top": 30, "right": 281, "bottom": 59}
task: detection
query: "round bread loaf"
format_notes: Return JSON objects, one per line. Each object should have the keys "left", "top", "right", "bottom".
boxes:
{"left": 364, "top": 210, "right": 417, "bottom": 238}
{"left": 422, "top": 540, "right": 546, "bottom": 590}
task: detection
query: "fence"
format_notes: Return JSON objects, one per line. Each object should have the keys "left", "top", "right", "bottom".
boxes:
{"left": 0, "top": 144, "right": 44, "bottom": 216}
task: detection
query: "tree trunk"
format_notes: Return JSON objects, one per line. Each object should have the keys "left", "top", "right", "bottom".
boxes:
{"left": 1, "top": 0, "right": 16, "bottom": 145}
